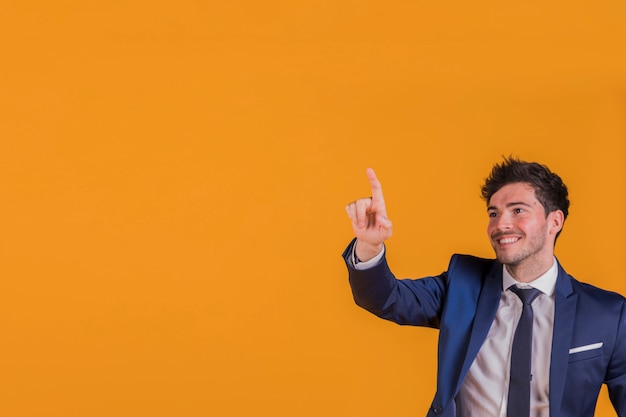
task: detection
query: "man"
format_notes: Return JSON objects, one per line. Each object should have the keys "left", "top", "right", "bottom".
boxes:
{"left": 343, "top": 158, "right": 626, "bottom": 417}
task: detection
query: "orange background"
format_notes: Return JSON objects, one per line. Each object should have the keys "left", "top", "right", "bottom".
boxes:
{"left": 1, "top": 1, "right": 625, "bottom": 416}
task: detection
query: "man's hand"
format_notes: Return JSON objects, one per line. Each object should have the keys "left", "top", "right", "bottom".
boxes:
{"left": 345, "top": 168, "right": 393, "bottom": 262}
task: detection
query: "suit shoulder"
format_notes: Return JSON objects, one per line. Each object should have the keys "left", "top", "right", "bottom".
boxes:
{"left": 449, "top": 253, "right": 497, "bottom": 269}
{"left": 447, "top": 254, "right": 498, "bottom": 278}
{"left": 570, "top": 277, "right": 626, "bottom": 303}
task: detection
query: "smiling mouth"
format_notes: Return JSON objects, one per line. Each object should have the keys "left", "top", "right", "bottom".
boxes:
{"left": 496, "top": 236, "right": 520, "bottom": 244}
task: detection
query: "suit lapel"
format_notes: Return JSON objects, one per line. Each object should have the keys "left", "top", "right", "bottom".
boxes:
{"left": 455, "top": 262, "right": 503, "bottom": 395}
{"left": 549, "top": 263, "right": 576, "bottom": 416}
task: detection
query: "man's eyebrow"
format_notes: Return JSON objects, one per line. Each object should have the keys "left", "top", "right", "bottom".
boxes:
{"left": 487, "top": 201, "right": 533, "bottom": 211}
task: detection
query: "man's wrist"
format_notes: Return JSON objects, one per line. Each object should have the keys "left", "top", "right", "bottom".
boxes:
{"left": 354, "top": 240, "right": 384, "bottom": 262}
{"left": 352, "top": 241, "right": 385, "bottom": 270}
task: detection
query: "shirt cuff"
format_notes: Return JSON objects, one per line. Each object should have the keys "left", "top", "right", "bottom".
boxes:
{"left": 352, "top": 243, "right": 385, "bottom": 270}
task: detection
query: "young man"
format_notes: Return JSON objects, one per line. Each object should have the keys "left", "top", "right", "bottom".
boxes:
{"left": 343, "top": 158, "right": 626, "bottom": 417}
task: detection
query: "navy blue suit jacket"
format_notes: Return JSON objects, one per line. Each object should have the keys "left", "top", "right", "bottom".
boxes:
{"left": 343, "top": 240, "right": 626, "bottom": 417}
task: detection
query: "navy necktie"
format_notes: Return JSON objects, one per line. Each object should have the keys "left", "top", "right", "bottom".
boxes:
{"left": 507, "top": 286, "right": 541, "bottom": 417}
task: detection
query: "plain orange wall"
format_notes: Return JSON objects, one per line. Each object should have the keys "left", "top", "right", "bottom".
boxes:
{"left": 1, "top": 1, "right": 625, "bottom": 416}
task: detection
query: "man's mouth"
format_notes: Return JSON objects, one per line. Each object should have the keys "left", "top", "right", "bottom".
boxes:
{"left": 498, "top": 237, "right": 520, "bottom": 244}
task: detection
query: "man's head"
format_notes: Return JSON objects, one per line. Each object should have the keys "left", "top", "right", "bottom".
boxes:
{"left": 481, "top": 157, "right": 570, "bottom": 233}
{"left": 482, "top": 158, "right": 569, "bottom": 277}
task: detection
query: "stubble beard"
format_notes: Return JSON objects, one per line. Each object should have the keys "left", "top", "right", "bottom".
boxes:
{"left": 493, "top": 227, "right": 547, "bottom": 268}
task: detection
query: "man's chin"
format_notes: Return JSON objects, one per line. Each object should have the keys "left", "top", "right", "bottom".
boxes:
{"left": 495, "top": 252, "right": 521, "bottom": 266}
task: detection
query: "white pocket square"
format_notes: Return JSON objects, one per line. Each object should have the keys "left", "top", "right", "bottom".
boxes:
{"left": 569, "top": 342, "right": 603, "bottom": 354}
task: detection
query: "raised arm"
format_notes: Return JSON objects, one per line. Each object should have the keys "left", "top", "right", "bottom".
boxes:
{"left": 345, "top": 168, "right": 393, "bottom": 261}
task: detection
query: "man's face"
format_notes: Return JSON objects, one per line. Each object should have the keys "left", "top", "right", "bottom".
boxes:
{"left": 487, "top": 182, "right": 561, "bottom": 269}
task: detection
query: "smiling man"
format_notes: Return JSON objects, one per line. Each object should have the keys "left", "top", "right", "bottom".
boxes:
{"left": 343, "top": 158, "right": 626, "bottom": 417}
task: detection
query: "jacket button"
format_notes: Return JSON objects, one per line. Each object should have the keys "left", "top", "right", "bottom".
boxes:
{"left": 432, "top": 405, "right": 443, "bottom": 414}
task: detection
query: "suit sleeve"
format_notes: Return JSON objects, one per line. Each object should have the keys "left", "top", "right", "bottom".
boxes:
{"left": 342, "top": 238, "right": 447, "bottom": 328}
{"left": 607, "top": 298, "right": 626, "bottom": 416}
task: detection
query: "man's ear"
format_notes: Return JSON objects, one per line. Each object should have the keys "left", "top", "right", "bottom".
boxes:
{"left": 549, "top": 210, "right": 565, "bottom": 236}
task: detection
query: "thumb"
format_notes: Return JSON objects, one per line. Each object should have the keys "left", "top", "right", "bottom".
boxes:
{"left": 378, "top": 214, "right": 392, "bottom": 228}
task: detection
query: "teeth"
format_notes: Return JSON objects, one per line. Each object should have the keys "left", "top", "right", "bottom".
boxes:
{"left": 499, "top": 237, "right": 519, "bottom": 244}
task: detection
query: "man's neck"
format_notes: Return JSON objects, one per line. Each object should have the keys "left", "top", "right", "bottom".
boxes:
{"left": 505, "top": 257, "right": 556, "bottom": 283}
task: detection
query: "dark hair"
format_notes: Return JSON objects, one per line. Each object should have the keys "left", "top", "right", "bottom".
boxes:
{"left": 481, "top": 156, "right": 570, "bottom": 224}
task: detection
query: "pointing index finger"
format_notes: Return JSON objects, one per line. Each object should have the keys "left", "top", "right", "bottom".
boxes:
{"left": 366, "top": 168, "right": 385, "bottom": 203}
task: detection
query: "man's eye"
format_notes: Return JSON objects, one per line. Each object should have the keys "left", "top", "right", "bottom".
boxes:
{"left": 488, "top": 212, "right": 497, "bottom": 218}
{"left": 514, "top": 208, "right": 524, "bottom": 214}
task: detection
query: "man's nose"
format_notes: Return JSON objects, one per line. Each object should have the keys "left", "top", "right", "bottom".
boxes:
{"left": 495, "top": 214, "right": 513, "bottom": 230}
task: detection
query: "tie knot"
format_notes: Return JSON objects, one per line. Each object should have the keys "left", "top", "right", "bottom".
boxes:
{"left": 509, "top": 286, "right": 541, "bottom": 305}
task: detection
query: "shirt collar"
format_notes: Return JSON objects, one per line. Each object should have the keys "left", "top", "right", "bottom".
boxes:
{"left": 502, "top": 257, "right": 558, "bottom": 296}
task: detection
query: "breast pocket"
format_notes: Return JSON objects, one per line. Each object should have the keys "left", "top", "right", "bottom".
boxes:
{"left": 568, "top": 342, "right": 604, "bottom": 363}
